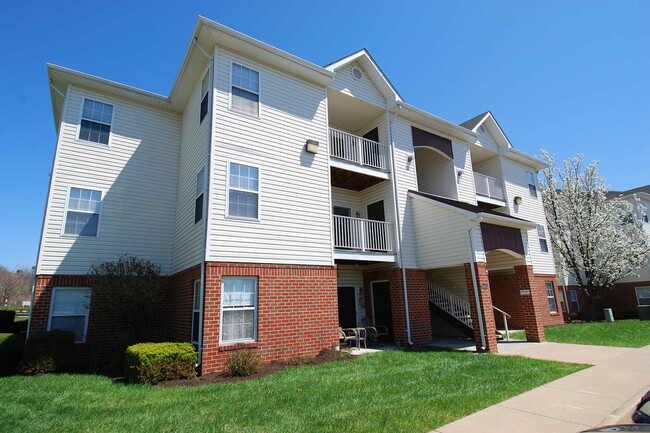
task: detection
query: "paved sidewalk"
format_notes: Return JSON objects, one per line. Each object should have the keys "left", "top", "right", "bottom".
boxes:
{"left": 431, "top": 343, "right": 650, "bottom": 433}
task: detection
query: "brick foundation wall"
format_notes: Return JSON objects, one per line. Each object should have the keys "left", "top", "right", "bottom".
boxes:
{"left": 563, "top": 280, "right": 649, "bottom": 320}
{"left": 200, "top": 263, "right": 338, "bottom": 374}
{"left": 362, "top": 267, "right": 433, "bottom": 347}
{"left": 168, "top": 265, "right": 201, "bottom": 342}
{"left": 464, "top": 262, "right": 498, "bottom": 353}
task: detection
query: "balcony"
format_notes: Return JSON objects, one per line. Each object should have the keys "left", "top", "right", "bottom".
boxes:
{"left": 474, "top": 172, "right": 505, "bottom": 205}
{"left": 329, "top": 128, "right": 390, "bottom": 172}
{"left": 333, "top": 215, "right": 396, "bottom": 262}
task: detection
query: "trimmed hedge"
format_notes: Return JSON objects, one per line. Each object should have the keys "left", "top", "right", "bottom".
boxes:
{"left": 0, "top": 310, "right": 15, "bottom": 333}
{"left": 125, "top": 342, "right": 197, "bottom": 384}
{"left": 0, "top": 333, "right": 24, "bottom": 376}
{"left": 19, "top": 330, "right": 75, "bottom": 375}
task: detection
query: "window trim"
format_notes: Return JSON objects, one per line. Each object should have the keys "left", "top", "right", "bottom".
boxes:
{"left": 47, "top": 287, "right": 91, "bottom": 344}
{"left": 195, "top": 166, "right": 206, "bottom": 224}
{"left": 537, "top": 224, "right": 549, "bottom": 253}
{"left": 545, "top": 281, "right": 558, "bottom": 313}
{"left": 219, "top": 276, "right": 258, "bottom": 344}
{"left": 77, "top": 97, "right": 115, "bottom": 147}
{"left": 569, "top": 289, "right": 580, "bottom": 312}
{"left": 225, "top": 160, "right": 261, "bottom": 222}
{"left": 636, "top": 286, "right": 650, "bottom": 306}
{"left": 61, "top": 185, "right": 104, "bottom": 238}
{"left": 191, "top": 280, "right": 201, "bottom": 344}
{"left": 228, "top": 60, "right": 261, "bottom": 119}
{"left": 526, "top": 171, "right": 538, "bottom": 198}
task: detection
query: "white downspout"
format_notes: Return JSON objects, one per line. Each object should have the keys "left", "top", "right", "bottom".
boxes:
{"left": 467, "top": 216, "right": 486, "bottom": 350}
{"left": 387, "top": 102, "right": 413, "bottom": 346}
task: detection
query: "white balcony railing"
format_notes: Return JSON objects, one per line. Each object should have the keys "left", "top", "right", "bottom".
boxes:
{"left": 474, "top": 172, "right": 505, "bottom": 201}
{"left": 329, "top": 128, "right": 390, "bottom": 171}
{"left": 333, "top": 215, "right": 395, "bottom": 253}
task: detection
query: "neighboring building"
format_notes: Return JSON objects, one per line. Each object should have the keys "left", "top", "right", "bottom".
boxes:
{"left": 29, "top": 17, "right": 561, "bottom": 373}
{"left": 558, "top": 185, "right": 650, "bottom": 320}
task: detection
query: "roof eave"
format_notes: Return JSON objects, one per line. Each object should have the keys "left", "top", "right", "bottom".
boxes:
{"left": 396, "top": 103, "right": 478, "bottom": 142}
{"left": 502, "top": 148, "right": 548, "bottom": 170}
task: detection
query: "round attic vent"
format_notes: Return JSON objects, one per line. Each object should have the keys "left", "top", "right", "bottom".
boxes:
{"left": 351, "top": 66, "right": 363, "bottom": 80}
{"left": 478, "top": 125, "right": 486, "bottom": 133}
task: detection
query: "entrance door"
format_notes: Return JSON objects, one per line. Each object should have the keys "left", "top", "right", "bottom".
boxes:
{"left": 367, "top": 200, "right": 386, "bottom": 251}
{"left": 337, "top": 287, "right": 357, "bottom": 328}
{"left": 367, "top": 200, "right": 385, "bottom": 222}
{"left": 372, "top": 281, "right": 393, "bottom": 340}
{"left": 362, "top": 127, "right": 381, "bottom": 167}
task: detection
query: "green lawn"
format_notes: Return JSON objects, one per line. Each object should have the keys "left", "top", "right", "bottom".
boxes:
{"left": 510, "top": 319, "right": 650, "bottom": 348}
{"left": 0, "top": 349, "right": 584, "bottom": 433}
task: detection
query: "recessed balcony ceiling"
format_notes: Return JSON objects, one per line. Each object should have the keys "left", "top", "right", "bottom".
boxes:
{"left": 327, "top": 89, "right": 385, "bottom": 133}
{"left": 330, "top": 166, "right": 387, "bottom": 191}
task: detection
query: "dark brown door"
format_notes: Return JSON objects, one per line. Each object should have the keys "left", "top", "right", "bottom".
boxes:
{"left": 372, "top": 281, "right": 393, "bottom": 341}
{"left": 337, "top": 287, "right": 357, "bottom": 328}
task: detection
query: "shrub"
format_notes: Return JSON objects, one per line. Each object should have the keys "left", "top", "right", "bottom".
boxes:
{"left": 0, "top": 333, "right": 24, "bottom": 376}
{"left": 13, "top": 319, "right": 28, "bottom": 334}
{"left": 0, "top": 310, "right": 15, "bottom": 332}
{"left": 19, "top": 330, "right": 74, "bottom": 375}
{"left": 226, "top": 349, "right": 262, "bottom": 377}
{"left": 125, "top": 342, "right": 197, "bottom": 384}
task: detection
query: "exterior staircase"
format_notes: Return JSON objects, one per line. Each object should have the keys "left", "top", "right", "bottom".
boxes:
{"left": 427, "top": 281, "right": 473, "bottom": 329}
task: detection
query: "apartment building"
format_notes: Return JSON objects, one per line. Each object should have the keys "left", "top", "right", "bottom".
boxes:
{"left": 29, "top": 17, "right": 561, "bottom": 373}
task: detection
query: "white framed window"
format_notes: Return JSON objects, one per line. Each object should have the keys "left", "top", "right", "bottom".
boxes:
{"left": 191, "top": 280, "right": 201, "bottom": 344}
{"left": 537, "top": 224, "right": 549, "bottom": 253}
{"left": 569, "top": 289, "right": 580, "bottom": 312}
{"left": 230, "top": 62, "right": 260, "bottom": 117}
{"left": 63, "top": 187, "right": 102, "bottom": 237}
{"left": 221, "top": 277, "right": 257, "bottom": 343}
{"left": 48, "top": 287, "right": 91, "bottom": 343}
{"left": 199, "top": 70, "right": 210, "bottom": 123}
{"left": 79, "top": 98, "right": 113, "bottom": 145}
{"left": 636, "top": 286, "right": 650, "bottom": 306}
{"left": 526, "top": 171, "right": 538, "bottom": 198}
{"left": 195, "top": 167, "right": 205, "bottom": 224}
{"left": 227, "top": 162, "right": 260, "bottom": 220}
{"left": 546, "top": 281, "right": 558, "bottom": 313}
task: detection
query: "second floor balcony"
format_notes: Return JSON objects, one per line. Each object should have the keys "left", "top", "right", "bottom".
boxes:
{"left": 329, "top": 128, "right": 391, "bottom": 172}
{"left": 333, "top": 215, "right": 395, "bottom": 254}
{"left": 474, "top": 172, "right": 505, "bottom": 204}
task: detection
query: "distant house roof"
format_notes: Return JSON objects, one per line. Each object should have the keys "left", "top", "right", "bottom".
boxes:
{"left": 606, "top": 185, "right": 650, "bottom": 200}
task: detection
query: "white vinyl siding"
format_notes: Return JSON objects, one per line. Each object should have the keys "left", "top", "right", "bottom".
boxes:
{"left": 37, "top": 87, "right": 180, "bottom": 275}
{"left": 414, "top": 147, "right": 457, "bottom": 199}
{"left": 206, "top": 49, "right": 331, "bottom": 266}
{"left": 171, "top": 65, "right": 211, "bottom": 274}
{"left": 48, "top": 287, "right": 91, "bottom": 343}
{"left": 475, "top": 127, "right": 499, "bottom": 153}
{"left": 473, "top": 157, "right": 504, "bottom": 183}
{"left": 485, "top": 249, "right": 526, "bottom": 271}
{"left": 328, "top": 62, "right": 386, "bottom": 109}
{"left": 426, "top": 267, "right": 469, "bottom": 301}
{"left": 453, "top": 140, "right": 477, "bottom": 205}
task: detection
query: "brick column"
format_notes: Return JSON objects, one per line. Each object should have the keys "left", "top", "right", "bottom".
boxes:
{"left": 464, "top": 262, "right": 498, "bottom": 353}
{"left": 514, "top": 265, "right": 546, "bottom": 342}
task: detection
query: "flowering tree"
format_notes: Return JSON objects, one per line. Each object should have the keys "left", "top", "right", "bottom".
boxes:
{"left": 540, "top": 151, "right": 650, "bottom": 319}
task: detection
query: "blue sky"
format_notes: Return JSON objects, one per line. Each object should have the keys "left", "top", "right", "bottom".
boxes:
{"left": 0, "top": 1, "right": 648, "bottom": 269}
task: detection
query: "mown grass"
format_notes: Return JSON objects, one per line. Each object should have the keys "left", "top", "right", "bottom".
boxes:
{"left": 510, "top": 319, "right": 650, "bottom": 348}
{"left": 0, "top": 348, "right": 585, "bottom": 433}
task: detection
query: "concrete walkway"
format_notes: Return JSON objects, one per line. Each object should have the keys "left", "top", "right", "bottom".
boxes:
{"left": 431, "top": 342, "right": 650, "bottom": 433}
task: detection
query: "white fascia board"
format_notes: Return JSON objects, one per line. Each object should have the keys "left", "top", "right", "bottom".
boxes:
{"left": 467, "top": 112, "right": 492, "bottom": 133}
{"left": 396, "top": 103, "right": 478, "bottom": 143}
{"left": 329, "top": 159, "right": 391, "bottom": 180}
{"left": 408, "top": 192, "right": 476, "bottom": 219}
{"left": 502, "top": 148, "right": 548, "bottom": 170}
{"left": 333, "top": 251, "right": 397, "bottom": 263}
{"left": 479, "top": 213, "right": 537, "bottom": 229}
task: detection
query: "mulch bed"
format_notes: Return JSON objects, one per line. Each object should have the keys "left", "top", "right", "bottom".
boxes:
{"left": 155, "top": 348, "right": 355, "bottom": 388}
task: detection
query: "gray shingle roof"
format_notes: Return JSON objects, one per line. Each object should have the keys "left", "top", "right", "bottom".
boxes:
{"left": 460, "top": 111, "right": 490, "bottom": 130}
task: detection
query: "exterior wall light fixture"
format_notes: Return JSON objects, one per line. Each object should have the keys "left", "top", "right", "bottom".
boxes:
{"left": 305, "top": 139, "right": 319, "bottom": 154}
{"left": 514, "top": 196, "right": 523, "bottom": 206}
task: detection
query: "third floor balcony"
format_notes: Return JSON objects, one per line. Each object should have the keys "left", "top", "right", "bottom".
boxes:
{"left": 329, "top": 128, "right": 391, "bottom": 173}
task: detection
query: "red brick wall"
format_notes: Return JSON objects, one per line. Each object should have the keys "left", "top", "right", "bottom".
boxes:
{"left": 362, "top": 267, "right": 432, "bottom": 347}
{"left": 563, "top": 280, "right": 649, "bottom": 319}
{"left": 464, "top": 262, "right": 498, "bottom": 353}
{"left": 168, "top": 265, "right": 201, "bottom": 342}
{"left": 200, "top": 263, "right": 338, "bottom": 374}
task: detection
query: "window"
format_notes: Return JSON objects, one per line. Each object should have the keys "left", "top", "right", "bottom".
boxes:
{"left": 199, "top": 70, "right": 210, "bottom": 123}
{"left": 191, "top": 280, "right": 201, "bottom": 344}
{"left": 227, "top": 162, "right": 259, "bottom": 219}
{"left": 546, "top": 281, "right": 558, "bottom": 313}
{"left": 526, "top": 171, "right": 538, "bottom": 198}
{"left": 79, "top": 99, "right": 113, "bottom": 144}
{"left": 48, "top": 288, "right": 91, "bottom": 343}
{"left": 195, "top": 167, "right": 205, "bottom": 224}
{"left": 221, "top": 277, "right": 257, "bottom": 343}
{"left": 636, "top": 287, "right": 650, "bottom": 306}
{"left": 569, "top": 290, "right": 580, "bottom": 312}
{"left": 64, "top": 187, "right": 102, "bottom": 236}
{"left": 537, "top": 224, "right": 549, "bottom": 253}
{"left": 231, "top": 63, "right": 259, "bottom": 116}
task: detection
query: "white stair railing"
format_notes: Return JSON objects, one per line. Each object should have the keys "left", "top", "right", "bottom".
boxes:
{"left": 427, "top": 281, "right": 473, "bottom": 329}
{"left": 493, "top": 305, "right": 511, "bottom": 341}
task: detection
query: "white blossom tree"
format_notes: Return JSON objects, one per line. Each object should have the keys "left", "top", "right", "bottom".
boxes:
{"left": 540, "top": 151, "right": 650, "bottom": 320}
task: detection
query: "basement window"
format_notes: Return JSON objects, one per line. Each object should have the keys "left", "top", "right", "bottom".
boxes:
{"left": 546, "top": 282, "right": 558, "bottom": 313}
{"left": 48, "top": 287, "right": 91, "bottom": 343}
{"left": 221, "top": 277, "right": 257, "bottom": 343}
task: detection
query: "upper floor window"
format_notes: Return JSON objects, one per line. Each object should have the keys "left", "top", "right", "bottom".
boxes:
{"left": 227, "top": 162, "right": 259, "bottom": 219}
{"left": 48, "top": 287, "right": 91, "bottom": 343}
{"left": 79, "top": 99, "right": 113, "bottom": 145}
{"left": 546, "top": 281, "right": 558, "bottom": 313}
{"left": 200, "top": 70, "right": 210, "bottom": 123}
{"left": 195, "top": 167, "right": 205, "bottom": 224}
{"left": 64, "top": 187, "right": 102, "bottom": 236}
{"left": 537, "top": 224, "right": 549, "bottom": 253}
{"left": 526, "top": 171, "right": 538, "bottom": 198}
{"left": 231, "top": 63, "right": 259, "bottom": 117}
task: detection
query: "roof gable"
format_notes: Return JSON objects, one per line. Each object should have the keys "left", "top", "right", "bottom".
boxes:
{"left": 461, "top": 111, "right": 512, "bottom": 149}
